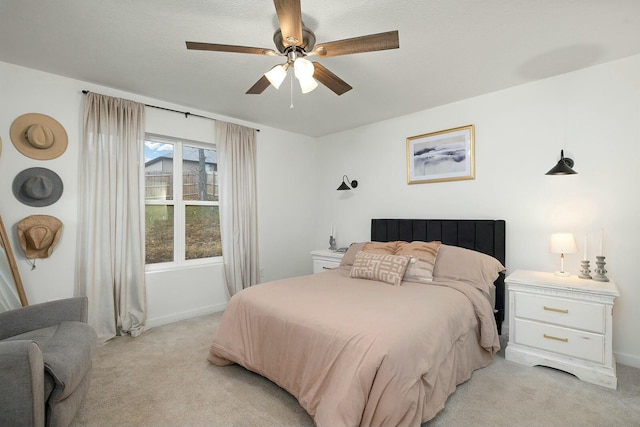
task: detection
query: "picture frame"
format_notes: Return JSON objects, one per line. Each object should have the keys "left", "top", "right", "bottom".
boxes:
{"left": 406, "top": 124, "right": 475, "bottom": 184}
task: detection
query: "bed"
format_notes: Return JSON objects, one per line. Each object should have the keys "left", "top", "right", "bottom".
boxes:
{"left": 209, "top": 219, "right": 506, "bottom": 426}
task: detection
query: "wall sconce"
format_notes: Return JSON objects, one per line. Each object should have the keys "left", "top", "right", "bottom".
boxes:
{"left": 550, "top": 233, "right": 577, "bottom": 276}
{"left": 546, "top": 150, "right": 577, "bottom": 175}
{"left": 337, "top": 175, "right": 358, "bottom": 191}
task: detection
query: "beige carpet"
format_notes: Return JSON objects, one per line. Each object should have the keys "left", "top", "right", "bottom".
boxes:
{"left": 71, "top": 312, "right": 640, "bottom": 427}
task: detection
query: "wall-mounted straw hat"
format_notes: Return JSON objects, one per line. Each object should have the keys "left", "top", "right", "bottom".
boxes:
{"left": 10, "top": 113, "right": 68, "bottom": 160}
{"left": 12, "top": 167, "right": 64, "bottom": 207}
{"left": 17, "top": 215, "right": 63, "bottom": 259}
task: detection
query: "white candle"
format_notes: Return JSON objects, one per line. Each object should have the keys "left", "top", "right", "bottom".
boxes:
{"left": 599, "top": 229, "right": 604, "bottom": 256}
{"left": 583, "top": 234, "right": 587, "bottom": 260}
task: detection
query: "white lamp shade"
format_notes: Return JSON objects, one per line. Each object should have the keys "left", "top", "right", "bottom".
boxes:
{"left": 293, "top": 57, "right": 314, "bottom": 79}
{"left": 264, "top": 64, "right": 288, "bottom": 89}
{"left": 298, "top": 76, "right": 318, "bottom": 93}
{"left": 550, "top": 233, "right": 578, "bottom": 254}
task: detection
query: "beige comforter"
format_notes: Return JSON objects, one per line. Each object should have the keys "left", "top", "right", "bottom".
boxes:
{"left": 208, "top": 267, "right": 500, "bottom": 427}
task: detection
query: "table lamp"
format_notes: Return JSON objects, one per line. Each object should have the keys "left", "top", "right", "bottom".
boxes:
{"left": 550, "top": 233, "right": 577, "bottom": 277}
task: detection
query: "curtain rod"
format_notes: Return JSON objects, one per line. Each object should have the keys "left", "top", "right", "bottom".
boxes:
{"left": 81, "top": 90, "right": 259, "bottom": 132}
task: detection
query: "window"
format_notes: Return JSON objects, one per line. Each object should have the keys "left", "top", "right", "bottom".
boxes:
{"left": 144, "top": 134, "right": 221, "bottom": 267}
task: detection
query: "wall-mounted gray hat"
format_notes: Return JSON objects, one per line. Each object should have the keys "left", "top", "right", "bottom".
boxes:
{"left": 12, "top": 167, "right": 64, "bottom": 207}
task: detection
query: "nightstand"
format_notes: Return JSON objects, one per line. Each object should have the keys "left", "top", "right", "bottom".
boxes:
{"left": 505, "top": 269, "right": 619, "bottom": 389}
{"left": 310, "top": 249, "right": 344, "bottom": 274}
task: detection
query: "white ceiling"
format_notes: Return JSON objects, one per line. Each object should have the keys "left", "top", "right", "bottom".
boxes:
{"left": 1, "top": 0, "right": 640, "bottom": 137}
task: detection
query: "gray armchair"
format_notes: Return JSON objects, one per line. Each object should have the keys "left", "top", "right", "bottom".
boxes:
{"left": 0, "top": 297, "right": 97, "bottom": 427}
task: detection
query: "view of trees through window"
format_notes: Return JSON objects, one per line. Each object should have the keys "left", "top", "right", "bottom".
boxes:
{"left": 144, "top": 136, "right": 221, "bottom": 265}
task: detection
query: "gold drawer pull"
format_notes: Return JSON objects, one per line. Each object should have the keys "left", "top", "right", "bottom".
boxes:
{"left": 544, "top": 334, "right": 568, "bottom": 343}
{"left": 322, "top": 266, "right": 332, "bottom": 270}
{"left": 544, "top": 306, "right": 568, "bottom": 314}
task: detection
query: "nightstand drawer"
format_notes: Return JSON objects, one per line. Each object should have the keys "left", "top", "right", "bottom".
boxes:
{"left": 514, "top": 318, "right": 604, "bottom": 364}
{"left": 311, "top": 250, "right": 344, "bottom": 274}
{"left": 313, "top": 259, "right": 340, "bottom": 274}
{"left": 514, "top": 292, "right": 605, "bottom": 333}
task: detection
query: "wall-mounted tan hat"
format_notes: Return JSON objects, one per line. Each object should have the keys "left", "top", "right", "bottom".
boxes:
{"left": 12, "top": 167, "right": 64, "bottom": 207}
{"left": 17, "top": 215, "right": 63, "bottom": 259}
{"left": 10, "top": 113, "right": 68, "bottom": 160}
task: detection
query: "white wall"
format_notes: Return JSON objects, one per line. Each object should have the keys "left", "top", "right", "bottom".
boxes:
{"left": 314, "top": 54, "right": 640, "bottom": 367}
{"left": 3, "top": 54, "right": 639, "bottom": 367}
{"left": 0, "top": 61, "right": 318, "bottom": 328}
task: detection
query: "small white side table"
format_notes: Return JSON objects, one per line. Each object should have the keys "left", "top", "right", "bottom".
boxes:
{"left": 505, "top": 269, "right": 619, "bottom": 389}
{"left": 310, "top": 249, "right": 344, "bottom": 274}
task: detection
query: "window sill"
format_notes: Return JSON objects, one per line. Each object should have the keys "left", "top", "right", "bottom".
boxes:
{"left": 145, "top": 256, "right": 223, "bottom": 273}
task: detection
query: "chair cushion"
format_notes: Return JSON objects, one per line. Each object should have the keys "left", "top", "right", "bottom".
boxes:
{"left": 3, "top": 321, "right": 97, "bottom": 402}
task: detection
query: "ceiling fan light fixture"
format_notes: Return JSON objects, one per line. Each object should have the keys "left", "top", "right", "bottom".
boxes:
{"left": 299, "top": 76, "right": 318, "bottom": 94}
{"left": 293, "top": 57, "right": 314, "bottom": 79}
{"left": 264, "top": 64, "right": 288, "bottom": 89}
{"left": 293, "top": 57, "right": 317, "bottom": 93}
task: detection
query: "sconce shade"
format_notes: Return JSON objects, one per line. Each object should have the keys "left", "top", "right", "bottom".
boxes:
{"left": 546, "top": 150, "right": 577, "bottom": 175}
{"left": 550, "top": 233, "right": 578, "bottom": 254}
{"left": 337, "top": 181, "right": 351, "bottom": 191}
{"left": 337, "top": 175, "right": 358, "bottom": 191}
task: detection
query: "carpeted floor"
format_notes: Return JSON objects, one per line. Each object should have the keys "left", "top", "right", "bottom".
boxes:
{"left": 71, "top": 312, "right": 640, "bottom": 427}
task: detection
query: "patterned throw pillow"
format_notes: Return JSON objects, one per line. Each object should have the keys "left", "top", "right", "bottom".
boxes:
{"left": 395, "top": 241, "right": 441, "bottom": 283}
{"left": 350, "top": 251, "right": 411, "bottom": 286}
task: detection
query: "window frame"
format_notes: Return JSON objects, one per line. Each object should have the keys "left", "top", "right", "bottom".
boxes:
{"left": 143, "top": 133, "right": 222, "bottom": 272}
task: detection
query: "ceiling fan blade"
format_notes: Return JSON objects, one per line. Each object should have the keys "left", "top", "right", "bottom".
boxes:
{"left": 312, "top": 30, "right": 399, "bottom": 57}
{"left": 246, "top": 75, "right": 272, "bottom": 94}
{"left": 312, "top": 62, "right": 352, "bottom": 96}
{"left": 273, "top": 0, "right": 303, "bottom": 47}
{"left": 186, "top": 41, "right": 278, "bottom": 56}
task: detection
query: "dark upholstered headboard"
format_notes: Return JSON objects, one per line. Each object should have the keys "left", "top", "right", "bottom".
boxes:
{"left": 371, "top": 219, "right": 506, "bottom": 335}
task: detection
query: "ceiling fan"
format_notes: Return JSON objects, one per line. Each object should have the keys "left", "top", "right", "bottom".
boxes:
{"left": 186, "top": 0, "right": 399, "bottom": 96}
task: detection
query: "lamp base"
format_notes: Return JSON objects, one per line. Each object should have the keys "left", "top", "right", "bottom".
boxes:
{"left": 554, "top": 271, "right": 571, "bottom": 277}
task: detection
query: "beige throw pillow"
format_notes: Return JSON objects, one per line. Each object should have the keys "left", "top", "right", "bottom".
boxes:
{"left": 433, "top": 244, "right": 506, "bottom": 295}
{"left": 395, "top": 241, "right": 441, "bottom": 283}
{"left": 362, "top": 241, "right": 401, "bottom": 255}
{"left": 339, "top": 242, "right": 366, "bottom": 267}
{"left": 350, "top": 251, "right": 411, "bottom": 286}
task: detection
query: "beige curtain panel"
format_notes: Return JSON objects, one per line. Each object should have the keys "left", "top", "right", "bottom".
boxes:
{"left": 76, "top": 92, "right": 147, "bottom": 343}
{"left": 216, "top": 121, "right": 259, "bottom": 296}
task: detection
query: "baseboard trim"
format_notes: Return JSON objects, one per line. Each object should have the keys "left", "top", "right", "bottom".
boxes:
{"left": 614, "top": 351, "right": 640, "bottom": 369}
{"left": 146, "top": 303, "right": 227, "bottom": 329}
